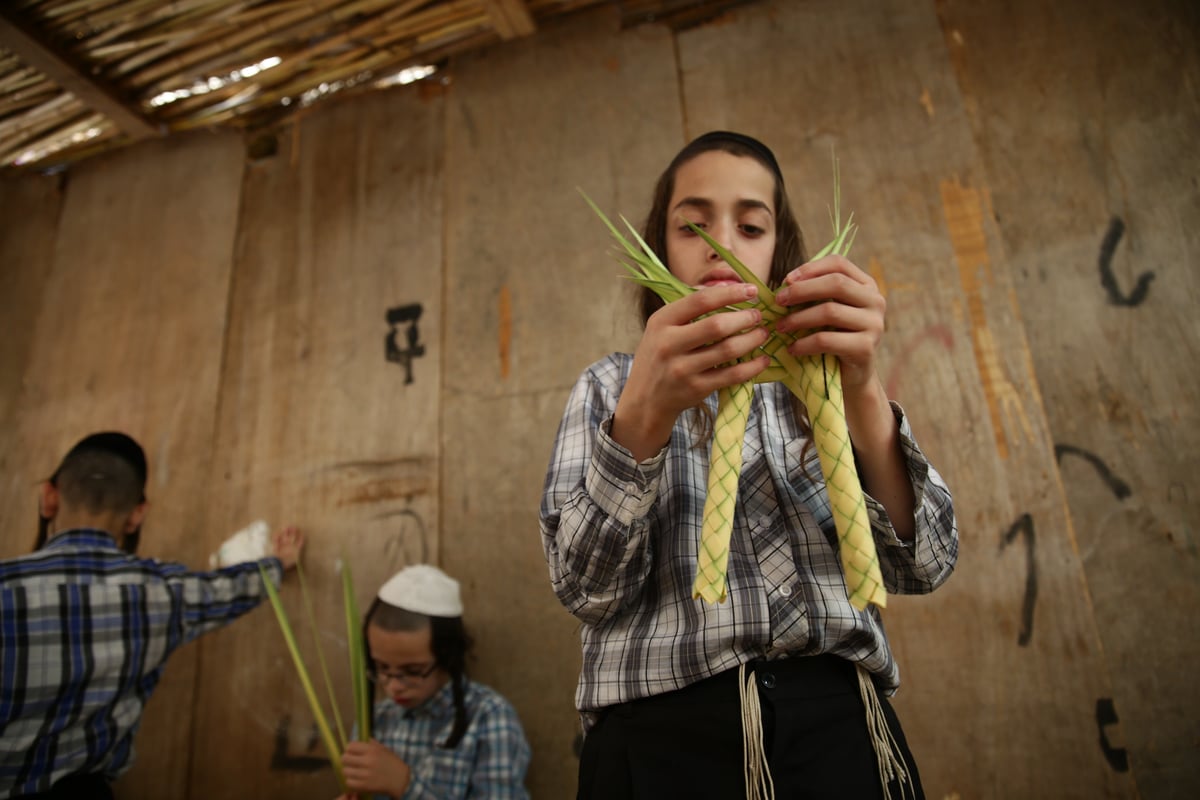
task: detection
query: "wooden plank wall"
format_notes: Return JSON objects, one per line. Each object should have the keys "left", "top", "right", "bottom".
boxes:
{"left": 933, "top": 1, "right": 1200, "bottom": 795}
{"left": 186, "top": 87, "right": 445, "bottom": 799}
{"left": 0, "top": 133, "right": 246, "bottom": 797}
{"left": 0, "top": 1, "right": 1195, "bottom": 798}
{"left": 0, "top": 171, "right": 60, "bottom": 522}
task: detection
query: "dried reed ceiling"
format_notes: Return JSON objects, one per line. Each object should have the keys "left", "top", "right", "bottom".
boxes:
{"left": 0, "top": 0, "right": 754, "bottom": 173}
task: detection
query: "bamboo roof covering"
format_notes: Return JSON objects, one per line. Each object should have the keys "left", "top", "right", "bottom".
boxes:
{"left": 0, "top": 0, "right": 755, "bottom": 172}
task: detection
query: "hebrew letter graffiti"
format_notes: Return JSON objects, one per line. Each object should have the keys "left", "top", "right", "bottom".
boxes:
{"left": 385, "top": 303, "right": 427, "bottom": 384}
{"left": 1098, "top": 216, "right": 1154, "bottom": 307}
{"left": 999, "top": 513, "right": 1038, "bottom": 647}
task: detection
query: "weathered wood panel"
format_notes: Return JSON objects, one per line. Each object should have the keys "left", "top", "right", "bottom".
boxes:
{"left": 441, "top": 7, "right": 685, "bottom": 797}
{"left": 1, "top": 2, "right": 1194, "bottom": 798}
{"left": 186, "top": 87, "right": 444, "bottom": 799}
{"left": 679, "top": 0, "right": 1133, "bottom": 797}
{"left": 0, "top": 171, "right": 60, "bottom": 557}
{"left": 0, "top": 132, "right": 245, "bottom": 798}
{"left": 934, "top": 1, "right": 1200, "bottom": 796}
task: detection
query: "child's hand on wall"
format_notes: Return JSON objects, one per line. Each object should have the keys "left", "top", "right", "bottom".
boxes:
{"left": 270, "top": 525, "right": 304, "bottom": 571}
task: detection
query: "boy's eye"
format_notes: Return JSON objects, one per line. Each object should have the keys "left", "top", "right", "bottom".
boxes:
{"left": 680, "top": 221, "right": 706, "bottom": 233}
{"left": 740, "top": 224, "right": 766, "bottom": 236}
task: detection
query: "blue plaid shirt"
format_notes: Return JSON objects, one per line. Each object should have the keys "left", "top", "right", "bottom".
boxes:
{"left": 540, "top": 353, "right": 959, "bottom": 727}
{"left": 369, "top": 679, "right": 531, "bottom": 799}
{"left": 0, "top": 529, "right": 282, "bottom": 797}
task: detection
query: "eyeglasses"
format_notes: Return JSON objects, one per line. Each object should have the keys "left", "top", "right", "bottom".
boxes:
{"left": 367, "top": 662, "right": 439, "bottom": 686}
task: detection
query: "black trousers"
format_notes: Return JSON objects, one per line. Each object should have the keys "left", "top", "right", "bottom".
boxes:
{"left": 578, "top": 655, "right": 924, "bottom": 800}
{"left": 22, "top": 772, "right": 114, "bottom": 800}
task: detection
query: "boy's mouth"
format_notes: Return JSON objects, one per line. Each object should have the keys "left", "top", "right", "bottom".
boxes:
{"left": 698, "top": 267, "right": 742, "bottom": 288}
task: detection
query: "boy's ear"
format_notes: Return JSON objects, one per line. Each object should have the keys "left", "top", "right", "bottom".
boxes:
{"left": 38, "top": 481, "right": 59, "bottom": 520}
{"left": 124, "top": 501, "right": 149, "bottom": 534}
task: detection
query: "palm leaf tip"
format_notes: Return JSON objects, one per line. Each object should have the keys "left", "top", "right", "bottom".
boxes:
{"left": 580, "top": 187, "right": 692, "bottom": 303}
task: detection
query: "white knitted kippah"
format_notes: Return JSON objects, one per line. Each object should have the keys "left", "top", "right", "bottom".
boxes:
{"left": 377, "top": 564, "right": 463, "bottom": 617}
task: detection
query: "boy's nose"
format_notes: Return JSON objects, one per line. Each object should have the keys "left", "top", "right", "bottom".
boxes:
{"left": 707, "top": 222, "right": 733, "bottom": 258}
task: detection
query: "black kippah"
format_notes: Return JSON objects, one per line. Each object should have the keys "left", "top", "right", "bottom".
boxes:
{"left": 35, "top": 431, "right": 148, "bottom": 553}
{"left": 686, "top": 130, "right": 784, "bottom": 181}
{"left": 52, "top": 432, "right": 148, "bottom": 501}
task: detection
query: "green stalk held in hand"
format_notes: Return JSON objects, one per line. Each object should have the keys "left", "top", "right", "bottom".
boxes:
{"left": 341, "top": 558, "right": 371, "bottom": 742}
{"left": 581, "top": 162, "right": 886, "bottom": 611}
{"left": 260, "top": 556, "right": 374, "bottom": 795}
{"left": 298, "top": 560, "right": 347, "bottom": 747}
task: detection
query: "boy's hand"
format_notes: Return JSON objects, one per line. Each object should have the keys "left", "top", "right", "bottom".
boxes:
{"left": 270, "top": 525, "right": 304, "bottom": 571}
{"left": 615, "top": 283, "right": 770, "bottom": 461}
{"left": 773, "top": 253, "right": 887, "bottom": 395}
{"left": 343, "top": 739, "right": 411, "bottom": 798}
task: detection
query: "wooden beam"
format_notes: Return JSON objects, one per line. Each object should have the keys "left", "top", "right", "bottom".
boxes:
{"left": 481, "top": 0, "right": 536, "bottom": 40}
{"left": 0, "top": 8, "right": 160, "bottom": 140}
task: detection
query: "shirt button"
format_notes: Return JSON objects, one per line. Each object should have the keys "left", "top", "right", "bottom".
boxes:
{"left": 779, "top": 584, "right": 793, "bottom": 597}
{"left": 756, "top": 515, "right": 771, "bottom": 530}
{"left": 625, "top": 482, "right": 638, "bottom": 494}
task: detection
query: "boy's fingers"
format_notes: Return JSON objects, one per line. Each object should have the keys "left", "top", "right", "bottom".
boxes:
{"left": 776, "top": 275, "right": 878, "bottom": 311}
{"left": 274, "top": 526, "right": 303, "bottom": 548}
{"left": 688, "top": 328, "right": 769, "bottom": 373}
{"left": 786, "top": 254, "right": 869, "bottom": 284}
{"left": 662, "top": 283, "right": 758, "bottom": 324}
{"left": 683, "top": 308, "right": 764, "bottom": 353}
{"left": 711, "top": 355, "right": 770, "bottom": 388}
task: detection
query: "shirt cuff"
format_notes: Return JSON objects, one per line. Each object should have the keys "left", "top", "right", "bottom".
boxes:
{"left": 584, "top": 415, "right": 667, "bottom": 526}
{"left": 258, "top": 556, "right": 285, "bottom": 587}
{"left": 869, "top": 401, "right": 932, "bottom": 547}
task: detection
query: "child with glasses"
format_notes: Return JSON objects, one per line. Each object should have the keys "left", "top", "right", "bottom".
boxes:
{"left": 336, "top": 565, "right": 531, "bottom": 799}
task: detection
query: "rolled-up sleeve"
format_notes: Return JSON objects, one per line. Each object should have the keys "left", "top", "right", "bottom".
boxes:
{"left": 539, "top": 359, "right": 666, "bottom": 625}
{"left": 167, "top": 557, "right": 282, "bottom": 643}
{"left": 867, "top": 403, "right": 958, "bottom": 594}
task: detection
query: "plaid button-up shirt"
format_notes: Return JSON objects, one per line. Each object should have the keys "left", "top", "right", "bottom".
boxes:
{"left": 540, "top": 353, "right": 958, "bottom": 727}
{"left": 0, "top": 529, "right": 282, "bottom": 796}
{"left": 369, "top": 679, "right": 531, "bottom": 799}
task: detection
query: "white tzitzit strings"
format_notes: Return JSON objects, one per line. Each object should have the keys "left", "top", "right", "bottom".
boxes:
{"left": 737, "top": 660, "right": 913, "bottom": 800}
{"left": 857, "top": 665, "right": 915, "bottom": 800}
{"left": 738, "top": 664, "right": 775, "bottom": 800}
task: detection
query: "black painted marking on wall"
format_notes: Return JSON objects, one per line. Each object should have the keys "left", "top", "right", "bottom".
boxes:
{"left": 1098, "top": 216, "right": 1155, "bottom": 307}
{"left": 270, "top": 714, "right": 331, "bottom": 773}
{"left": 386, "top": 303, "right": 427, "bottom": 384}
{"left": 1055, "top": 444, "right": 1132, "bottom": 500}
{"left": 1096, "top": 698, "right": 1130, "bottom": 772}
{"left": 999, "top": 513, "right": 1038, "bottom": 647}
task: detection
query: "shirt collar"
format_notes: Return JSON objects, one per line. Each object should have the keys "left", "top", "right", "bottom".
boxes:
{"left": 402, "top": 678, "right": 458, "bottom": 720}
{"left": 44, "top": 528, "right": 121, "bottom": 552}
